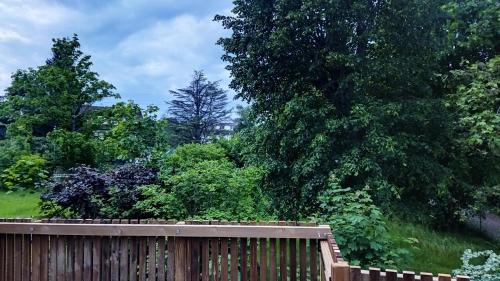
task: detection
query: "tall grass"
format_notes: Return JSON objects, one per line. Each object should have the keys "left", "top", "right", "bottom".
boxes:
{"left": 388, "top": 220, "right": 499, "bottom": 274}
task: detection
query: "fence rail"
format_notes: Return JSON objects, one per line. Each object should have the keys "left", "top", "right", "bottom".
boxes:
{"left": 0, "top": 219, "right": 470, "bottom": 281}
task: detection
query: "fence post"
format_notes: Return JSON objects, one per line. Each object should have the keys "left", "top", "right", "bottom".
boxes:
{"left": 332, "top": 262, "right": 349, "bottom": 281}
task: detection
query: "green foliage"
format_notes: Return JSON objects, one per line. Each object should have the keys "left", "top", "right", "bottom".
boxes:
{"left": 46, "top": 129, "right": 96, "bottom": 169}
{"left": 442, "top": 0, "right": 499, "bottom": 67}
{"left": 216, "top": 0, "right": 463, "bottom": 223}
{"left": 86, "top": 102, "right": 170, "bottom": 165}
{"left": 449, "top": 56, "right": 500, "bottom": 154}
{"left": 167, "top": 70, "right": 230, "bottom": 143}
{"left": 135, "top": 143, "right": 271, "bottom": 220}
{"left": 4, "top": 34, "right": 118, "bottom": 136}
{"left": 320, "top": 185, "right": 403, "bottom": 267}
{"left": 160, "top": 143, "right": 227, "bottom": 173}
{"left": 453, "top": 249, "right": 500, "bottom": 281}
{"left": 0, "top": 137, "right": 30, "bottom": 172}
{"left": 1, "top": 154, "right": 48, "bottom": 190}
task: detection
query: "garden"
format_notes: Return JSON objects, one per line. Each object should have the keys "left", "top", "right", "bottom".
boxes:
{"left": 0, "top": 0, "right": 499, "bottom": 280}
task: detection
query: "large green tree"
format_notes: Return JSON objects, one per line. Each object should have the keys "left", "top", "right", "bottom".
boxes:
{"left": 216, "top": 0, "right": 467, "bottom": 221}
{"left": 3, "top": 34, "right": 118, "bottom": 136}
{"left": 167, "top": 70, "right": 230, "bottom": 144}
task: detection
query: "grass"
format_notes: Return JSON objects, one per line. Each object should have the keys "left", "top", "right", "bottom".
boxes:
{"left": 0, "top": 189, "right": 41, "bottom": 218}
{"left": 388, "top": 220, "right": 499, "bottom": 275}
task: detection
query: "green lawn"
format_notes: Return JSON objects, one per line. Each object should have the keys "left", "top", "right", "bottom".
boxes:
{"left": 388, "top": 220, "right": 499, "bottom": 275}
{"left": 0, "top": 189, "right": 41, "bottom": 218}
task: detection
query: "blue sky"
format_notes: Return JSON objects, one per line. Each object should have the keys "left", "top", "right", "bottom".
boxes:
{"left": 0, "top": 0, "right": 241, "bottom": 115}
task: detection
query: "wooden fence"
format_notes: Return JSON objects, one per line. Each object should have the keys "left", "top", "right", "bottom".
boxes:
{"left": 0, "top": 219, "right": 470, "bottom": 281}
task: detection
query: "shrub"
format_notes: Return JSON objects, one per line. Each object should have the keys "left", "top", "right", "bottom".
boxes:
{"left": 135, "top": 143, "right": 271, "bottom": 220}
{"left": 159, "top": 143, "right": 227, "bottom": 173}
{"left": 41, "top": 163, "right": 157, "bottom": 218}
{"left": 319, "top": 183, "right": 404, "bottom": 267}
{"left": 41, "top": 165, "right": 106, "bottom": 218}
{"left": 453, "top": 249, "right": 500, "bottom": 281}
{"left": 1, "top": 154, "right": 48, "bottom": 190}
{"left": 98, "top": 164, "right": 158, "bottom": 218}
{"left": 0, "top": 137, "right": 30, "bottom": 173}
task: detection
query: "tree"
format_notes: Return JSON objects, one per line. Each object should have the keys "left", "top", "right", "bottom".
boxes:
{"left": 3, "top": 34, "right": 118, "bottom": 136}
{"left": 85, "top": 102, "right": 170, "bottom": 165}
{"left": 167, "top": 70, "right": 230, "bottom": 143}
{"left": 216, "top": 0, "right": 462, "bottom": 221}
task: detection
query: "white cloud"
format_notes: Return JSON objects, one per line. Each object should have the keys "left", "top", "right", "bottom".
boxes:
{"left": 0, "top": 0, "right": 81, "bottom": 27}
{"left": 0, "top": 0, "right": 238, "bottom": 111}
{"left": 0, "top": 28, "right": 30, "bottom": 43}
{"left": 103, "top": 13, "right": 230, "bottom": 98}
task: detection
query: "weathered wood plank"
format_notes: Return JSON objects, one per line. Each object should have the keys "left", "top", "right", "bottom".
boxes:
{"left": 0, "top": 223, "right": 330, "bottom": 239}
{"left": 174, "top": 238, "right": 186, "bottom": 281}
{"left": 259, "top": 238, "right": 267, "bottom": 281}
{"left": 83, "top": 237, "right": 92, "bottom": 281}
{"left": 250, "top": 238, "right": 258, "bottom": 281}
{"left": 56, "top": 235, "right": 65, "bottom": 281}
{"left": 290, "top": 238, "right": 297, "bottom": 281}
{"left": 138, "top": 237, "right": 147, "bottom": 281}
{"left": 31, "top": 235, "right": 41, "bottom": 281}
{"left": 40, "top": 235, "right": 49, "bottom": 281}
{"left": 310, "top": 239, "right": 318, "bottom": 281}
{"left": 210, "top": 238, "right": 219, "bottom": 281}
{"left": 148, "top": 237, "right": 157, "bottom": 281}
{"left": 269, "top": 238, "right": 276, "bottom": 281}
{"left": 128, "top": 220, "right": 138, "bottom": 281}
{"left": 167, "top": 237, "right": 175, "bottom": 281}
{"left": 241, "top": 238, "right": 248, "bottom": 281}
{"left": 299, "top": 239, "right": 306, "bottom": 281}
{"left": 403, "top": 271, "right": 415, "bottom": 281}
{"left": 109, "top": 236, "right": 119, "bottom": 281}
{"left": 369, "top": 268, "right": 381, "bottom": 281}
{"left": 48, "top": 235, "right": 57, "bottom": 281}
{"left": 0, "top": 232, "right": 4, "bottom": 281}
{"left": 230, "top": 238, "right": 238, "bottom": 281}
{"left": 91, "top": 219, "right": 103, "bottom": 281}
{"left": 119, "top": 220, "right": 129, "bottom": 281}
{"left": 420, "top": 272, "right": 433, "bottom": 281}
{"left": 350, "top": 266, "right": 361, "bottom": 281}
{"left": 221, "top": 238, "right": 229, "bottom": 281}
{"left": 279, "top": 237, "right": 287, "bottom": 281}
{"left": 157, "top": 237, "right": 166, "bottom": 281}
{"left": 438, "top": 274, "right": 452, "bottom": 281}
{"left": 22, "top": 231, "right": 30, "bottom": 281}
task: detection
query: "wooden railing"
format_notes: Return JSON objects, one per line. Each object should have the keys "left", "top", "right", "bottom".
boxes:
{"left": 0, "top": 219, "right": 327, "bottom": 281}
{"left": 318, "top": 234, "right": 470, "bottom": 281}
{"left": 0, "top": 219, "right": 470, "bottom": 281}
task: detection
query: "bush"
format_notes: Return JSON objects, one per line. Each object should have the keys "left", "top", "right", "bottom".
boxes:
{"left": 0, "top": 137, "right": 30, "bottom": 172}
{"left": 453, "top": 249, "right": 500, "bottom": 281}
{"left": 98, "top": 164, "right": 158, "bottom": 218}
{"left": 41, "top": 165, "right": 106, "bottom": 218}
{"left": 134, "top": 143, "right": 271, "bottom": 220}
{"left": 319, "top": 183, "right": 404, "bottom": 267}
{"left": 41, "top": 163, "right": 157, "bottom": 218}
{"left": 159, "top": 143, "right": 227, "bottom": 173}
{"left": 1, "top": 154, "right": 48, "bottom": 190}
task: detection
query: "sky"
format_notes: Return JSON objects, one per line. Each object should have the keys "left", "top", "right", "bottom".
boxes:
{"left": 0, "top": 0, "right": 242, "bottom": 115}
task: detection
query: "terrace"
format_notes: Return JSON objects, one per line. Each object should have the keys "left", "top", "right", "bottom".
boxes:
{"left": 0, "top": 219, "right": 469, "bottom": 281}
